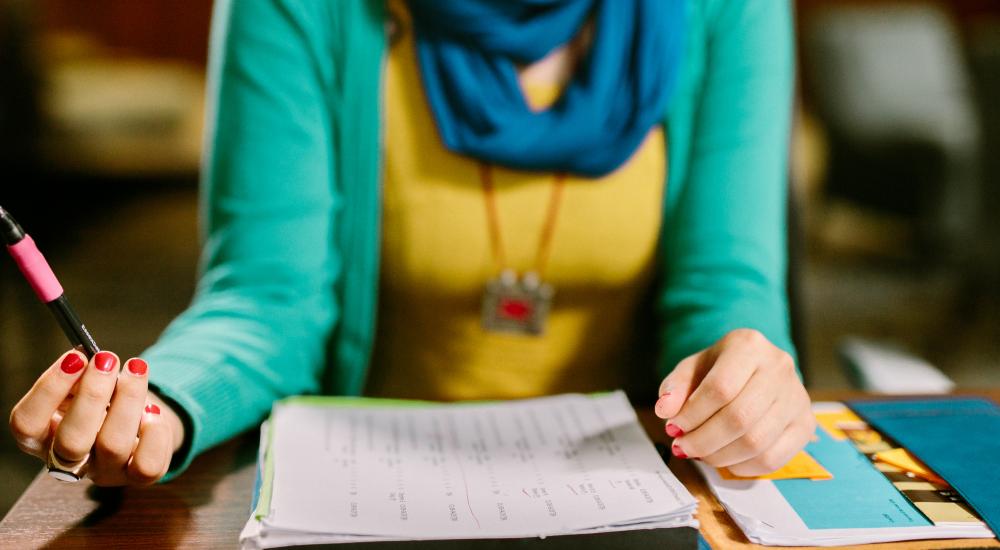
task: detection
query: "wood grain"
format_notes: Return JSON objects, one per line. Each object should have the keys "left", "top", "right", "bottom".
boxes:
{"left": 0, "top": 431, "right": 259, "bottom": 548}
{"left": 1, "top": 392, "right": 998, "bottom": 549}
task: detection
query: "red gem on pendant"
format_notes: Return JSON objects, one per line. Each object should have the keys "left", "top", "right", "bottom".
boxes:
{"left": 498, "top": 298, "right": 533, "bottom": 321}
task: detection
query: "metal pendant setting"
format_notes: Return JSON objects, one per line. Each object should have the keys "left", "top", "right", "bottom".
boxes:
{"left": 481, "top": 270, "right": 554, "bottom": 336}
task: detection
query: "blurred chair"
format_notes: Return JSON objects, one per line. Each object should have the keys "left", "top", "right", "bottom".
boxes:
{"left": 803, "top": 3, "right": 981, "bottom": 264}
{"left": 968, "top": 21, "right": 1000, "bottom": 298}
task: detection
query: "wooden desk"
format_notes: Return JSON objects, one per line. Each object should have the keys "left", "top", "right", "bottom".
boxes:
{"left": 2, "top": 392, "right": 998, "bottom": 549}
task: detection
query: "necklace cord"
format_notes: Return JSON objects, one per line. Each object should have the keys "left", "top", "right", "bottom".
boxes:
{"left": 479, "top": 163, "right": 565, "bottom": 278}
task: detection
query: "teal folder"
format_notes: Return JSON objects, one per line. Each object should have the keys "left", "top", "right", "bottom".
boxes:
{"left": 772, "top": 424, "right": 929, "bottom": 529}
{"left": 847, "top": 397, "right": 1000, "bottom": 537}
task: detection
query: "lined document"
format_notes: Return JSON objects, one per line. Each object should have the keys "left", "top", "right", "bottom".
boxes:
{"left": 243, "top": 392, "right": 696, "bottom": 548}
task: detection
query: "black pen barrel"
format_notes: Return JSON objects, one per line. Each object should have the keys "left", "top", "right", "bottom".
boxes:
{"left": 47, "top": 295, "right": 100, "bottom": 358}
{"left": 0, "top": 206, "right": 27, "bottom": 245}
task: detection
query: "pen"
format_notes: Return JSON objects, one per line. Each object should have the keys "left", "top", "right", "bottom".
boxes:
{"left": 1, "top": 205, "right": 100, "bottom": 481}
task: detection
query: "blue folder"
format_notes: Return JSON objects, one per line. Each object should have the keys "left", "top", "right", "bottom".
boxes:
{"left": 846, "top": 397, "right": 1000, "bottom": 537}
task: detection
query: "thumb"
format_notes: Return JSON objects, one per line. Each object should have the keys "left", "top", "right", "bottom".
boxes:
{"left": 654, "top": 349, "right": 712, "bottom": 420}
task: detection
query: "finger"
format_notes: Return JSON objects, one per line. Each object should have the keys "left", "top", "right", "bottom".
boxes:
{"left": 694, "top": 397, "right": 788, "bottom": 467}
{"left": 726, "top": 411, "right": 816, "bottom": 477}
{"left": 52, "top": 351, "right": 119, "bottom": 463}
{"left": 127, "top": 404, "right": 171, "bottom": 485}
{"left": 654, "top": 349, "right": 713, "bottom": 420}
{"left": 91, "top": 358, "right": 149, "bottom": 484}
{"left": 8, "top": 350, "right": 88, "bottom": 458}
{"left": 668, "top": 330, "right": 766, "bottom": 436}
{"left": 671, "top": 369, "right": 779, "bottom": 459}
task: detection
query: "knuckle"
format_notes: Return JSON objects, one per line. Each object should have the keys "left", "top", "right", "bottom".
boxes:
{"left": 741, "top": 426, "right": 770, "bottom": 455}
{"left": 130, "top": 456, "right": 163, "bottom": 484}
{"left": 726, "top": 328, "right": 765, "bottom": 348}
{"left": 725, "top": 404, "right": 754, "bottom": 433}
{"left": 94, "top": 433, "right": 132, "bottom": 464}
{"left": 773, "top": 350, "right": 796, "bottom": 374}
{"left": 35, "top": 383, "right": 65, "bottom": 405}
{"left": 704, "top": 379, "right": 738, "bottom": 403}
{"left": 757, "top": 452, "right": 786, "bottom": 473}
{"left": 55, "top": 431, "right": 93, "bottom": 460}
{"left": 679, "top": 439, "right": 702, "bottom": 458}
{"left": 77, "top": 383, "right": 110, "bottom": 405}
{"left": 115, "top": 377, "right": 147, "bottom": 401}
{"left": 9, "top": 408, "right": 33, "bottom": 438}
{"left": 15, "top": 439, "right": 43, "bottom": 457}
{"left": 699, "top": 455, "right": 723, "bottom": 468}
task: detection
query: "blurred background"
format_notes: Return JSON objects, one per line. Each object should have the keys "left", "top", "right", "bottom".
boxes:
{"left": 1, "top": 0, "right": 998, "bottom": 517}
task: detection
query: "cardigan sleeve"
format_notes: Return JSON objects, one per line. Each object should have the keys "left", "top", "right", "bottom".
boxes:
{"left": 143, "top": 0, "right": 341, "bottom": 478}
{"left": 658, "top": 0, "right": 796, "bottom": 376}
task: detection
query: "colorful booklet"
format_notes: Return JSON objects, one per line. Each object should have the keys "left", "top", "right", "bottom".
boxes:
{"left": 696, "top": 402, "right": 995, "bottom": 546}
{"left": 240, "top": 391, "right": 698, "bottom": 549}
{"left": 847, "top": 397, "right": 1000, "bottom": 537}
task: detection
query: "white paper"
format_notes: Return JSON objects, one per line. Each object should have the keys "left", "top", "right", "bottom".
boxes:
{"left": 261, "top": 392, "right": 695, "bottom": 540}
{"left": 841, "top": 338, "right": 955, "bottom": 394}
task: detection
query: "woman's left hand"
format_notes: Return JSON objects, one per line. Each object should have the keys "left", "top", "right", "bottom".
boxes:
{"left": 654, "top": 328, "right": 815, "bottom": 477}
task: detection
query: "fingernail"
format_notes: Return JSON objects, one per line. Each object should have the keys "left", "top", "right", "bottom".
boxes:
{"left": 654, "top": 394, "right": 670, "bottom": 418}
{"left": 672, "top": 444, "right": 688, "bottom": 459}
{"left": 126, "top": 358, "right": 148, "bottom": 376}
{"left": 60, "top": 353, "right": 86, "bottom": 374}
{"left": 144, "top": 404, "right": 161, "bottom": 415}
{"left": 94, "top": 351, "right": 117, "bottom": 373}
{"left": 665, "top": 423, "right": 685, "bottom": 438}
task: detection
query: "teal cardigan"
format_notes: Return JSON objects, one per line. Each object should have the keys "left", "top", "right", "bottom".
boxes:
{"left": 145, "top": 0, "right": 795, "bottom": 477}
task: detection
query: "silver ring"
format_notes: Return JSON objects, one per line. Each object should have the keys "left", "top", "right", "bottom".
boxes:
{"left": 47, "top": 445, "right": 88, "bottom": 483}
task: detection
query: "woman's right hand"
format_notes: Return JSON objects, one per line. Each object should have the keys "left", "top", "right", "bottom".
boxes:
{"left": 9, "top": 349, "right": 184, "bottom": 485}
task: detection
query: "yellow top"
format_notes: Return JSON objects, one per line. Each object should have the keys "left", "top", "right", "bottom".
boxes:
{"left": 366, "top": 9, "right": 667, "bottom": 401}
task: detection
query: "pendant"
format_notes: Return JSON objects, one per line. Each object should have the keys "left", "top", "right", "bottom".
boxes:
{"left": 481, "top": 270, "right": 554, "bottom": 336}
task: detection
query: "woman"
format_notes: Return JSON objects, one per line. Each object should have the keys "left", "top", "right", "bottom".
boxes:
{"left": 9, "top": 0, "right": 813, "bottom": 486}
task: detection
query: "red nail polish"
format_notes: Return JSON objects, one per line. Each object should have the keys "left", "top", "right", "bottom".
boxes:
{"left": 94, "top": 351, "right": 116, "bottom": 372}
{"left": 145, "top": 404, "right": 161, "bottom": 415}
{"left": 127, "top": 358, "right": 148, "bottom": 376}
{"left": 665, "top": 423, "right": 684, "bottom": 438}
{"left": 672, "top": 445, "right": 688, "bottom": 459}
{"left": 60, "top": 353, "right": 85, "bottom": 374}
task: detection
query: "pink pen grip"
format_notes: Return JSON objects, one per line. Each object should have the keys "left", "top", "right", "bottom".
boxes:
{"left": 7, "top": 236, "right": 63, "bottom": 303}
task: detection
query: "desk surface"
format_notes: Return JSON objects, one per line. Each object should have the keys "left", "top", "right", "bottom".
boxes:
{"left": 2, "top": 391, "right": 998, "bottom": 549}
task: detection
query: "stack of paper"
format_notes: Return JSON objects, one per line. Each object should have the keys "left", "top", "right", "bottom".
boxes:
{"left": 241, "top": 391, "right": 698, "bottom": 549}
{"left": 696, "top": 402, "right": 995, "bottom": 546}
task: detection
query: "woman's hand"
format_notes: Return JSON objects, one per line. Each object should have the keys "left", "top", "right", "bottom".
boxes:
{"left": 9, "top": 349, "right": 185, "bottom": 485}
{"left": 654, "top": 329, "right": 815, "bottom": 477}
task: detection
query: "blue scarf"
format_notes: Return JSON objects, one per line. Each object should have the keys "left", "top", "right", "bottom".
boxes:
{"left": 408, "top": 0, "right": 685, "bottom": 177}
